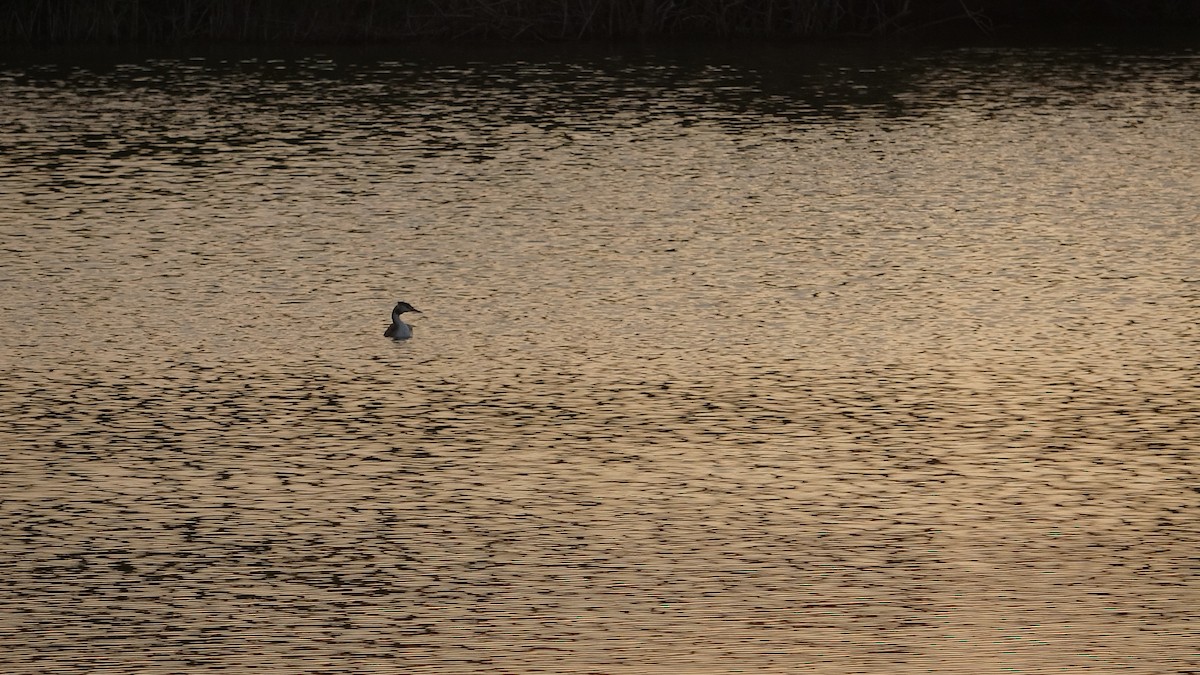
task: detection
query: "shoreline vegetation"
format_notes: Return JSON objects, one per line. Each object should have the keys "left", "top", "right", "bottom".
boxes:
{"left": 3, "top": 0, "right": 1199, "bottom": 43}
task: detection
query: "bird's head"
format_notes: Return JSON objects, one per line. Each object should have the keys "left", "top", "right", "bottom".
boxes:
{"left": 394, "top": 301, "right": 421, "bottom": 315}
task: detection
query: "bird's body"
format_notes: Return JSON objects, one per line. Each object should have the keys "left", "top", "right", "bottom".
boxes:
{"left": 383, "top": 321, "right": 412, "bottom": 339}
{"left": 384, "top": 301, "right": 421, "bottom": 339}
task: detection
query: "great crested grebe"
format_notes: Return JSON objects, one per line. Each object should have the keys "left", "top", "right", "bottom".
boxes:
{"left": 384, "top": 301, "right": 421, "bottom": 339}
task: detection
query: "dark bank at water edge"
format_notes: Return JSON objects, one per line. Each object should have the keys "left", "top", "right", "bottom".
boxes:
{"left": 5, "top": 0, "right": 1200, "bottom": 43}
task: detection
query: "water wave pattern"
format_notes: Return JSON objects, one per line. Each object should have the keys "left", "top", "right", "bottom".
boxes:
{"left": 1, "top": 44, "right": 1197, "bottom": 673}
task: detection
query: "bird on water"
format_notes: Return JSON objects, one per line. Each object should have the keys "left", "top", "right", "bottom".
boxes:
{"left": 384, "top": 301, "right": 421, "bottom": 339}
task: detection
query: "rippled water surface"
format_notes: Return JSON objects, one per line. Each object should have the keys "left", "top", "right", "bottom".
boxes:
{"left": 1, "top": 43, "right": 1198, "bottom": 673}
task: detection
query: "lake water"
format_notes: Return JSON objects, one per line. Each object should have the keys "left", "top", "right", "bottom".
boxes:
{"left": 1, "top": 42, "right": 1197, "bottom": 674}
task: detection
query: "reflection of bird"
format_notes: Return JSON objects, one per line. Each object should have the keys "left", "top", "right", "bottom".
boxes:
{"left": 384, "top": 301, "right": 421, "bottom": 339}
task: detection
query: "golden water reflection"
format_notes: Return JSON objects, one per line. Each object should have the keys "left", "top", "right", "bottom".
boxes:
{"left": 0, "top": 44, "right": 1196, "bottom": 673}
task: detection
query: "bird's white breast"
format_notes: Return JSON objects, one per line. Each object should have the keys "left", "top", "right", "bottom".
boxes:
{"left": 392, "top": 321, "right": 413, "bottom": 339}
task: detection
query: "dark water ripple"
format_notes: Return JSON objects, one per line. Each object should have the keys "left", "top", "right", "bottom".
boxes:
{"left": 1, "top": 44, "right": 1198, "bottom": 673}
